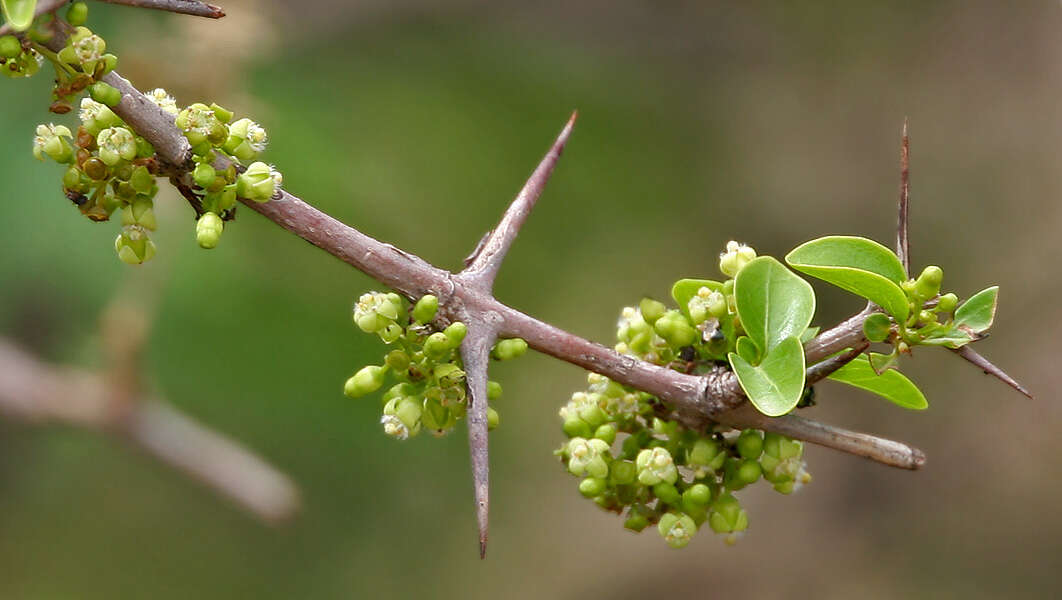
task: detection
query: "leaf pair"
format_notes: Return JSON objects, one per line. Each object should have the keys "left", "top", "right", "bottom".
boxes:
{"left": 786, "top": 236, "right": 909, "bottom": 320}
{"left": 727, "top": 257, "right": 814, "bottom": 416}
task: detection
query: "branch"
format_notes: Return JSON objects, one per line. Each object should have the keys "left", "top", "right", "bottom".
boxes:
{"left": 95, "top": 0, "right": 224, "bottom": 18}
{"left": 0, "top": 337, "right": 300, "bottom": 522}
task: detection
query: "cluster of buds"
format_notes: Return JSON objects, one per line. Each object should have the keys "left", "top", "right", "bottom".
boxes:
{"left": 33, "top": 97, "right": 161, "bottom": 264}
{"left": 174, "top": 100, "right": 281, "bottom": 249}
{"left": 345, "top": 293, "right": 524, "bottom": 439}
{"left": 558, "top": 241, "right": 812, "bottom": 548}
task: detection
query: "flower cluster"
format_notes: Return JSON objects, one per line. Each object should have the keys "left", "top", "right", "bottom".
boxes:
{"left": 21, "top": 6, "right": 281, "bottom": 263}
{"left": 345, "top": 293, "right": 524, "bottom": 439}
{"left": 558, "top": 241, "right": 812, "bottom": 548}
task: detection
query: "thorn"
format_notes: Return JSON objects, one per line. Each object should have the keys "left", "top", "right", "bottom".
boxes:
{"left": 462, "top": 112, "right": 578, "bottom": 289}
{"left": 459, "top": 325, "right": 496, "bottom": 559}
{"left": 897, "top": 118, "right": 911, "bottom": 275}
{"left": 951, "top": 345, "right": 1033, "bottom": 399}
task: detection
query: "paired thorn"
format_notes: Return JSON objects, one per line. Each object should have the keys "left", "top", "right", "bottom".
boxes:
{"left": 462, "top": 111, "right": 578, "bottom": 288}
{"left": 897, "top": 118, "right": 910, "bottom": 275}
{"left": 951, "top": 345, "right": 1033, "bottom": 399}
{"left": 456, "top": 113, "right": 579, "bottom": 558}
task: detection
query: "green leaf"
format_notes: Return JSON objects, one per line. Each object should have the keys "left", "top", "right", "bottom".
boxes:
{"left": 1, "top": 0, "right": 37, "bottom": 32}
{"left": 735, "top": 336, "right": 759, "bottom": 364}
{"left": 919, "top": 325, "right": 975, "bottom": 349}
{"left": 734, "top": 256, "right": 815, "bottom": 354}
{"left": 785, "top": 236, "right": 910, "bottom": 321}
{"left": 671, "top": 278, "right": 723, "bottom": 319}
{"left": 828, "top": 355, "right": 928, "bottom": 410}
{"left": 954, "top": 286, "right": 998, "bottom": 333}
{"left": 867, "top": 350, "right": 899, "bottom": 374}
{"left": 799, "top": 326, "right": 820, "bottom": 344}
{"left": 728, "top": 336, "right": 806, "bottom": 417}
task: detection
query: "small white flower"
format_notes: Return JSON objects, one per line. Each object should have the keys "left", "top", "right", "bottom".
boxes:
{"left": 147, "top": 88, "right": 178, "bottom": 115}
{"left": 381, "top": 414, "right": 409, "bottom": 440}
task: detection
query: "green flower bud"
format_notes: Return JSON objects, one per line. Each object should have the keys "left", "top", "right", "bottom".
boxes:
{"left": 639, "top": 298, "right": 667, "bottom": 325}
{"left": 193, "top": 161, "right": 217, "bottom": 189}
{"left": 443, "top": 321, "right": 467, "bottom": 346}
{"left": 195, "top": 212, "right": 224, "bottom": 249}
{"left": 209, "top": 103, "right": 234, "bottom": 124}
{"left": 129, "top": 165, "right": 155, "bottom": 195}
{"left": 423, "top": 332, "right": 452, "bottom": 359}
{"left": 654, "top": 310, "right": 697, "bottom": 348}
{"left": 96, "top": 127, "right": 136, "bottom": 166}
{"left": 736, "top": 459, "right": 762, "bottom": 485}
{"left": 578, "top": 477, "right": 606, "bottom": 498}
{"left": 624, "top": 510, "right": 650, "bottom": 532}
{"left": 736, "top": 430, "right": 763, "bottom": 460}
{"left": 609, "top": 460, "right": 637, "bottom": 485}
{"left": 562, "top": 417, "right": 591, "bottom": 439}
{"left": 89, "top": 81, "right": 121, "bottom": 107}
{"left": 914, "top": 265, "right": 943, "bottom": 300}
{"left": 687, "top": 437, "right": 726, "bottom": 475}
{"left": 381, "top": 398, "right": 420, "bottom": 439}
{"left": 492, "top": 338, "right": 528, "bottom": 361}
{"left": 761, "top": 434, "right": 805, "bottom": 484}
{"left": 32, "top": 123, "right": 74, "bottom": 163}
{"left": 708, "top": 494, "right": 748, "bottom": 541}
{"left": 394, "top": 397, "right": 422, "bottom": 430}
{"left": 63, "top": 166, "right": 87, "bottom": 193}
{"left": 66, "top": 2, "right": 89, "bottom": 26}
{"left": 683, "top": 483, "right": 712, "bottom": 508}
{"left": 344, "top": 365, "right": 387, "bottom": 398}
{"left": 936, "top": 292, "right": 958, "bottom": 314}
{"left": 121, "top": 198, "right": 157, "bottom": 231}
{"left": 0, "top": 36, "right": 20, "bottom": 59}
{"left": 688, "top": 287, "right": 728, "bottom": 324}
{"left": 487, "top": 406, "right": 500, "bottom": 430}
{"left": 353, "top": 292, "right": 400, "bottom": 333}
{"left": 863, "top": 312, "right": 892, "bottom": 343}
{"left": 114, "top": 225, "right": 156, "bottom": 264}
{"left": 719, "top": 240, "right": 757, "bottom": 278}
{"left": 222, "top": 117, "right": 269, "bottom": 162}
{"left": 658, "top": 512, "right": 697, "bottom": 549}
{"left": 593, "top": 424, "right": 616, "bottom": 445}
{"left": 918, "top": 310, "right": 937, "bottom": 326}
{"left": 636, "top": 447, "right": 678, "bottom": 486}
{"left": 487, "top": 380, "right": 502, "bottom": 400}
{"left": 236, "top": 161, "right": 279, "bottom": 201}
{"left": 567, "top": 437, "right": 611, "bottom": 479}
{"left": 384, "top": 349, "right": 410, "bottom": 372}
{"left": 412, "top": 294, "right": 439, "bottom": 323}
{"left": 763, "top": 433, "right": 803, "bottom": 460}
{"left": 652, "top": 482, "right": 681, "bottom": 505}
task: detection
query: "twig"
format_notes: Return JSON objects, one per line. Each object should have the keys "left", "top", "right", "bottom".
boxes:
{"left": 462, "top": 111, "right": 577, "bottom": 287}
{"left": 805, "top": 343, "right": 869, "bottom": 385}
{"left": 95, "top": 0, "right": 224, "bottom": 18}
{"left": 897, "top": 118, "right": 910, "bottom": 274}
{"left": 950, "top": 345, "right": 1033, "bottom": 399}
{"left": 717, "top": 404, "right": 925, "bottom": 470}
{"left": 0, "top": 337, "right": 300, "bottom": 521}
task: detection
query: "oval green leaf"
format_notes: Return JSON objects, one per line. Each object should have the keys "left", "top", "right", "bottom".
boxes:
{"left": 734, "top": 256, "right": 815, "bottom": 353}
{"left": 1, "top": 0, "right": 37, "bottom": 31}
{"left": 671, "top": 278, "right": 723, "bottom": 319}
{"left": 728, "top": 336, "right": 806, "bottom": 417}
{"left": 785, "top": 236, "right": 909, "bottom": 321}
{"left": 827, "top": 354, "right": 928, "bottom": 410}
{"left": 954, "top": 286, "right": 998, "bottom": 333}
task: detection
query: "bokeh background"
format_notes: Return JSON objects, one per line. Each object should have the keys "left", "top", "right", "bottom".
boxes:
{"left": 1, "top": 1, "right": 1060, "bottom": 597}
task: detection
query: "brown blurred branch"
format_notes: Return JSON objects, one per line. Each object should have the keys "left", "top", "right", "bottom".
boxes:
{"left": 0, "top": 337, "right": 300, "bottom": 523}
{"left": 95, "top": 0, "right": 224, "bottom": 18}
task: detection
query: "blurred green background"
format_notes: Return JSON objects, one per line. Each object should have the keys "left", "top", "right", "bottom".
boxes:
{"left": 1, "top": 1, "right": 1059, "bottom": 597}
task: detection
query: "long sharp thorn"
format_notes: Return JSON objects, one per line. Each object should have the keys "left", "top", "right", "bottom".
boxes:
{"left": 897, "top": 118, "right": 911, "bottom": 274}
{"left": 459, "top": 325, "right": 496, "bottom": 558}
{"left": 951, "top": 346, "right": 1033, "bottom": 399}
{"left": 463, "top": 112, "right": 578, "bottom": 288}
